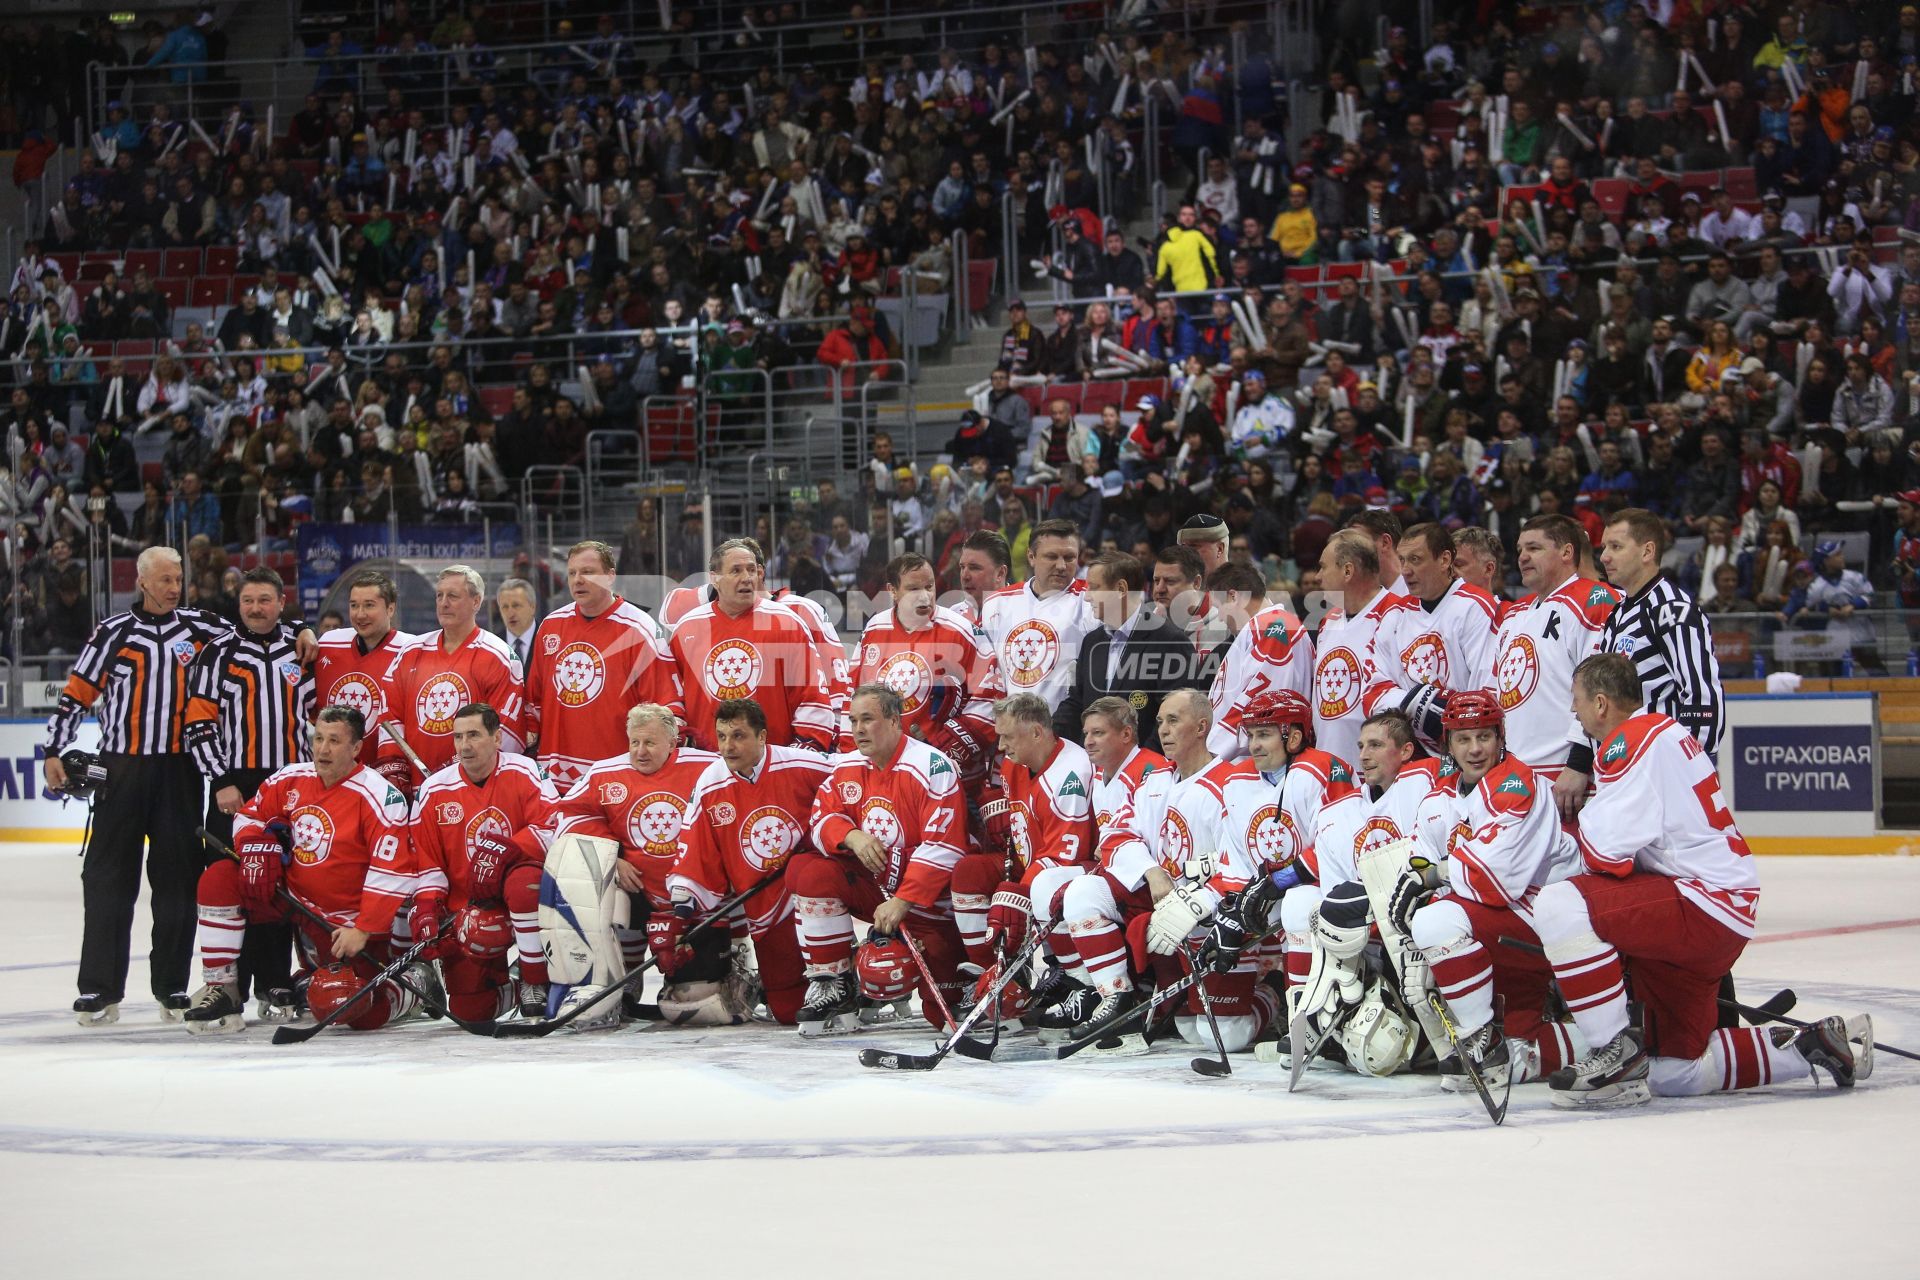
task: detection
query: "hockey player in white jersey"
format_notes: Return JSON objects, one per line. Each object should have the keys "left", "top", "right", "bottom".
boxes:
{"left": 1313, "top": 529, "right": 1418, "bottom": 768}
{"left": 1389, "top": 691, "right": 1586, "bottom": 1089}
{"left": 1530, "top": 655, "right": 1872, "bottom": 1108}
{"left": 979, "top": 520, "right": 1099, "bottom": 715}
{"left": 1205, "top": 567, "right": 1314, "bottom": 760}
{"left": 1493, "top": 514, "right": 1621, "bottom": 819}
{"left": 1049, "top": 690, "right": 1277, "bottom": 1049}
{"left": 1362, "top": 522, "right": 1499, "bottom": 750}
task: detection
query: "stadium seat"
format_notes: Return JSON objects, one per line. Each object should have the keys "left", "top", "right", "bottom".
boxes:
{"left": 1723, "top": 167, "right": 1758, "bottom": 200}
{"left": 1122, "top": 377, "right": 1170, "bottom": 406}
{"left": 123, "top": 250, "right": 163, "bottom": 278}
{"left": 155, "top": 277, "right": 188, "bottom": 308}
{"left": 642, "top": 395, "right": 698, "bottom": 463}
{"left": 1591, "top": 178, "right": 1631, "bottom": 220}
{"left": 479, "top": 386, "right": 515, "bottom": 418}
{"left": 967, "top": 259, "right": 997, "bottom": 316}
{"left": 47, "top": 253, "right": 79, "bottom": 279}
{"left": 76, "top": 260, "right": 114, "bottom": 282}
{"left": 204, "top": 245, "right": 239, "bottom": 275}
{"left": 162, "top": 248, "right": 201, "bottom": 277}
{"left": 1079, "top": 382, "right": 1122, "bottom": 414}
{"left": 189, "top": 278, "right": 229, "bottom": 307}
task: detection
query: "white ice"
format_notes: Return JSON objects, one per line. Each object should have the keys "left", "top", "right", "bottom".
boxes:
{"left": 0, "top": 846, "right": 1914, "bottom": 1279}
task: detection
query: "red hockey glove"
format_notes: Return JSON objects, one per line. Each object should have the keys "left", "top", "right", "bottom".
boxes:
{"left": 986, "top": 883, "right": 1032, "bottom": 952}
{"left": 409, "top": 895, "right": 447, "bottom": 956}
{"left": 978, "top": 796, "right": 1014, "bottom": 854}
{"left": 925, "top": 718, "right": 982, "bottom": 771}
{"left": 645, "top": 908, "right": 693, "bottom": 976}
{"left": 468, "top": 832, "right": 513, "bottom": 902}
{"left": 235, "top": 831, "right": 286, "bottom": 915}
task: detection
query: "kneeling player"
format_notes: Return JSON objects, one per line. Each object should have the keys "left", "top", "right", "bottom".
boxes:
{"left": 1531, "top": 656, "right": 1872, "bottom": 1108}
{"left": 1057, "top": 690, "right": 1273, "bottom": 1050}
{"left": 407, "top": 703, "right": 559, "bottom": 1021}
{"left": 667, "top": 699, "right": 830, "bottom": 1024}
{"left": 793, "top": 684, "right": 969, "bottom": 1035}
{"left": 184, "top": 707, "right": 426, "bottom": 1033}
{"left": 542, "top": 703, "right": 720, "bottom": 1026}
{"left": 1394, "top": 692, "right": 1583, "bottom": 1088}
{"left": 949, "top": 693, "right": 1096, "bottom": 1023}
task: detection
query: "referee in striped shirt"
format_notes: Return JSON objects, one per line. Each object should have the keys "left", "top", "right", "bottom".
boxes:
{"left": 1596, "top": 507, "right": 1726, "bottom": 761}
{"left": 184, "top": 566, "right": 315, "bottom": 1013}
{"left": 43, "top": 548, "right": 241, "bottom": 1025}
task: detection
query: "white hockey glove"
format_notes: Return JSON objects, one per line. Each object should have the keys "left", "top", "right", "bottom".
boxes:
{"left": 1146, "top": 881, "right": 1211, "bottom": 955}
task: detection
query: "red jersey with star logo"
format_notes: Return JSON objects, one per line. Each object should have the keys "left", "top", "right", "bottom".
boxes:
{"left": 408, "top": 754, "right": 558, "bottom": 909}
{"left": 854, "top": 602, "right": 1002, "bottom": 743}
{"left": 669, "top": 744, "right": 834, "bottom": 933}
{"left": 235, "top": 761, "right": 416, "bottom": 933}
{"left": 314, "top": 627, "right": 414, "bottom": 770}
{"left": 808, "top": 735, "right": 968, "bottom": 911}
{"left": 382, "top": 627, "right": 526, "bottom": 776}
{"left": 997, "top": 737, "right": 1097, "bottom": 884}
{"left": 524, "top": 597, "right": 684, "bottom": 789}
{"left": 544, "top": 746, "right": 722, "bottom": 906}
{"left": 669, "top": 599, "right": 836, "bottom": 750}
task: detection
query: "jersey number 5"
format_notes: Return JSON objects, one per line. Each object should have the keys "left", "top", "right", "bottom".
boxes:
{"left": 1691, "top": 776, "right": 1752, "bottom": 858}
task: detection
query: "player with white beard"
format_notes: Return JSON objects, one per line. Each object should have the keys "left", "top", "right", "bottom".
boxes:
{"left": 1362, "top": 523, "right": 1499, "bottom": 751}
{"left": 980, "top": 519, "right": 1099, "bottom": 715}
{"left": 1490, "top": 515, "right": 1620, "bottom": 819}
{"left": 1312, "top": 530, "right": 1418, "bottom": 769}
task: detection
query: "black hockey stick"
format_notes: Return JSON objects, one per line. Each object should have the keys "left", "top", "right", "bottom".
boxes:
{"left": 859, "top": 933, "right": 1045, "bottom": 1071}
{"left": 1185, "top": 945, "right": 1232, "bottom": 1077}
{"left": 1054, "top": 921, "right": 1289, "bottom": 1061}
{"left": 1496, "top": 934, "right": 1804, "bottom": 1031}
{"left": 492, "top": 868, "right": 781, "bottom": 1038}
{"left": 1422, "top": 989, "right": 1515, "bottom": 1125}
{"left": 197, "top": 828, "right": 496, "bottom": 1036}
{"left": 272, "top": 923, "right": 449, "bottom": 1044}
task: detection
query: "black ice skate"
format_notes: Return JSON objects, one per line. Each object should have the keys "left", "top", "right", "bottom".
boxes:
{"left": 183, "top": 982, "right": 245, "bottom": 1035}
{"left": 1793, "top": 1014, "right": 1875, "bottom": 1088}
{"left": 1548, "top": 1027, "right": 1651, "bottom": 1109}
{"left": 796, "top": 973, "right": 859, "bottom": 1037}
{"left": 73, "top": 994, "right": 120, "bottom": 1027}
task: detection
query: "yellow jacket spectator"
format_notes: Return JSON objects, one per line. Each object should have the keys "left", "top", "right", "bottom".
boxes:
{"left": 1155, "top": 223, "right": 1219, "bottom": 294}
{"left": 1270, "top": 185, "right": 1318, "bottom": 262}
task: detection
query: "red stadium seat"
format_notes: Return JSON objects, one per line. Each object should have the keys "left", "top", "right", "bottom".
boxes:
{"left": 123, "top": 250, "right": 163, "bottom": 278}
{"left": 204, "top": 245, "right": 239, "bottom": 275}
{"left": 642, "top": 395, "right": 697, "bottom": 463}
{"left": 76, "top": 260, "right": 114, "bottom": 282}
{"left": 1591, "top": 178, "right": 1631, "bottom": 220}
{"left": 967, "top": 259, "right": 997, "bottom": 315}
{"left": 155, "top": 277, "right": 188, "bottom": 308}
{"left": 162, "top": 248, "right": 201, "bottom": 277}
{"left": 189, "top": 278, "right": 229, "bottom": 307}
{"left": 1018, "top": 385, "right": 1046, "bottom": 411}
{"left": 1079, "top": 381, "right": 1122, "bottom": 414}
{"left": 479, "top": 386, "right": 515, "bottom": 418}
{"left": 1723, "top": 167, "right": 1758, "bottom": 200}
{"left": 47, "top": 253, "right": 79, "bottom": 279}
{"left": 114, "top": 339, "right": 155, "bottom": 359}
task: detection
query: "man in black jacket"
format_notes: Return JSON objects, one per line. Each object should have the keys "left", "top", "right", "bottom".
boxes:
{"left": 1054, "top": 550, "right": 1204, "bottom": 751}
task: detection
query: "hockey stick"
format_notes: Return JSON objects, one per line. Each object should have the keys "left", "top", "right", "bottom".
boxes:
{"left": 1496, "top": 934, "right": 1809, "bottom": 1033}
{"left": 1723, "top": 996, "right": 1919, "bottom": 1062}
{"left": 1423, "top": 988, "right": 1516, "bottom": 1125}
{"left": 893, "top": 928, "right": 956, "bottom": 1031}
{"left": 272, "top": 923, "right": 449, "bottom": 1044}
{"left": 1184, "top": 944, "right": 1232, "bottom": 1077}
{"left": 1053, "top": 920, "right": 1289, "bottom": 1061}
{"left": 492, "top": 869, "right": 781, "bottom": 1038}
{"left": 860, "top": 932, "right": 1045, "bottom": 1071}
{"left": 377, "top": 717, "right": 432, "bottom": 776}
{"left": 197, "top": 828, "right": 491, "bottom": 1033}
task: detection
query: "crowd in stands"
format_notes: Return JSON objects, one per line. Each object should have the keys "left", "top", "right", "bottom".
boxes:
{"left": 6, "top": 1, "right": 1920, "bottom": 663}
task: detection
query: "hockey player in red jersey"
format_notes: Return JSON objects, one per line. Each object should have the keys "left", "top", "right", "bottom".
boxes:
{"left": 183, "top": 706, "right": 426, "bottom": 1033}
{"left": 524, "top": 541, "right": 683, "bottom": 789}
{"left": 383, "top": 566, "right": 526, "bottom": 780}
{"left": 669, "top": 539, "right": 836, "bottom": 752}
{"left": 1530, "top": 656, "right": 1872, "bottom": 1107}
{"left": 1052, "top": 689, "right": 1275, "bottom": 1049}
{"left": 1392, "top": 692, "right": 1586, "bottom": 1088}
{"left": 1495, "top": 515, "right": 1621, "bottom": 820}
{"left": 857, "top": 552, "right": 1002, "bottom": 783}
{"left": 407, "top": 703, "right": 559, "bottom": 1021}
{"left": 791, "top": 684, "right": 969, "bottom": 1034}
{"left": 770, "top": 585, "right": 854, "bottom": 749}
{"left": 668, "top": 699, "right": 832, "bottom": 1024}
{"left": 313, "top": 570, "right": 413, "bottom": 780}
{"left": 950, "top": 694, "right": 1096, "bottom": 980}
{"left": 1361, "top": 524, "right": 1499, "bottom": 751}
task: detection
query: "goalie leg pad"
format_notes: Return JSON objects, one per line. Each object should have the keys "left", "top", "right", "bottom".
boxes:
{"left": 1297, "top": 906, "right": 1369, "bottom": 1022}
{"left": 537, "top": 835, "right": 629, "bottom": 988}
{"left": 657, "top": 978, "right": 754, "bottom": 1026}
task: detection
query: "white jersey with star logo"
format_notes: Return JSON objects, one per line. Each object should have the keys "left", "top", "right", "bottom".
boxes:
{"left": 979, "top": 580, "right": 1099, "bottom": 714}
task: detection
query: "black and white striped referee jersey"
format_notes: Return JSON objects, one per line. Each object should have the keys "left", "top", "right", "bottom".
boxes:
{"left": 1597, "top": 571, "right": 1726, "bottom": 756}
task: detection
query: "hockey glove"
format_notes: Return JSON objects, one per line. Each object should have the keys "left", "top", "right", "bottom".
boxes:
{"left": 409, "top": 896, "right": 446, "bottom": 953}
{"left": 1146, "top": 881, "right": 1210, "bottom": 955}
{"left": 645, "top": 907, "right": 693, "bottom": 977}
{"left": 468, "top": 832, "right": 513, "bottom": 902}
{"left": 1384, "top": 857, "right": 1442, "bottom": 937}
{"left": 1402, "top": 683, "right": 1448, "bottom": 748}
{"left": 1205, "top": 900, "right": 1251, "bottom": 974}
{"left": 986, "top": 884, "right": 1031, "bottom": 951}
{"left": 978, "top": 796, "right": 1014, "bottom": 855}
{"left": 235, "top": 831, "right": 286, "bottom": 915}
{"left": 925, "top": 718, "right": 982, "bottom": 772}
{"left": 263, "top": 818, "right": 296, "bottom": 856}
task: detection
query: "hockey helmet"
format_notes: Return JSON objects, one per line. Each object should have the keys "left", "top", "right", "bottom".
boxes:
{"left": 1440, "top": 689, "right": 1504, "bottom": 737}
{"left": 1243, "top": 689, "right": 1315, "bottom": 745}
{"left": 56, "top": 748, "right": 108, "bottom": 800}
{"left": 451, "top": 903, "right": 513, "bottom": 960}
{"left": 305, "top": 963, "right": 369, "bottom": 1021}
{"left": 1337, "top": 977, "right": 1417, "bottom": 1077}
{"left": 854, "top": 934, "right": 916, "bottom": 1003}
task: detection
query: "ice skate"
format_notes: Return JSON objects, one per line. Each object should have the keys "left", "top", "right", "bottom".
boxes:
{"left": 1548, "top": 1028, "right": 1651, "bottom": 1109}
{"left": 182, "top": 983, "right": 245, "bottom": 1035}
{"left": 1793, "top": 1014, "right": 1873, "bottom": 1088}
{"left": 796, "top": 973, "right": 859, "bottom": 1037}
{"left": 1033, "top": 980, "right": 1096, "bottom": 1043}
{"left": 157, "top": 991, "right": 191, "bottom": 1023}
{"left": 73, "top": 994, "right": 119, "bottom": 1028}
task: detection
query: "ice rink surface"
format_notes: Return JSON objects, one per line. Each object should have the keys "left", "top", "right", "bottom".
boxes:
{"left": 0, "top": 847, "right": 1914, "bottom": 1279}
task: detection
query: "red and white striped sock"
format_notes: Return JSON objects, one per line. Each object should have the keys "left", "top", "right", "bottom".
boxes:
{"left": 1428, "top": 939, "right": 1495, "bottom": 1032}
{"left": 196, "top": 904, "right": 244, "bottom": 987}
{"left": 951, "top": 891, "right": 992, "bottom": 969}
{"left": 510, "top": 908, "right": 545, "bottom": 984}
{"left": 794, "top": 894, "right": 854, "bottom": 976}
{"left": 1543, "top": 930, "right": 1630, "bottom": 1048}
{"left": 1067, "top": 918, "right": 1132, "bottom": 996}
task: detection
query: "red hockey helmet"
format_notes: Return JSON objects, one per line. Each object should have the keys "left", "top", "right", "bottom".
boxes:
{"left": 1441, "top": 690, "right": 1505, "bottom": 737}
{"left": 1243, "top": 689, "right": 1315, "bottom": 746}
{"left": 855, "top": 934, "right": 917, "bottom": 1003}
{"left": 451, "top": 903, "right": 512, "bottom": 961}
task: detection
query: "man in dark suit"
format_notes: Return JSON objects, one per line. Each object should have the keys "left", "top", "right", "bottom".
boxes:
{"left": 1054, "top": 550, "right": 1204, "bottom": 752}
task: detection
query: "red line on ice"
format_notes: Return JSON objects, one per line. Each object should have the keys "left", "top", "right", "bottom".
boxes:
{"left": 1750, "top": 918, "right": 1920, "bottom": 945}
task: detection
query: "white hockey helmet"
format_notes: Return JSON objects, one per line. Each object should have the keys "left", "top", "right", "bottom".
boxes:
{"left": 1338, "top": 977, "right": 1417, "bottom": 1077}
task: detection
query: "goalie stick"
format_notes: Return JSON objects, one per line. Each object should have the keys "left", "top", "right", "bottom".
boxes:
{"left": 197, "top": 828, "right": 497, "bottom": 1035}
{"left": 492, "top": 869, "right": 781, "bottom": 1038}
{"left": 859, "top": 932, "right": 1045, "bottom": 1071}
